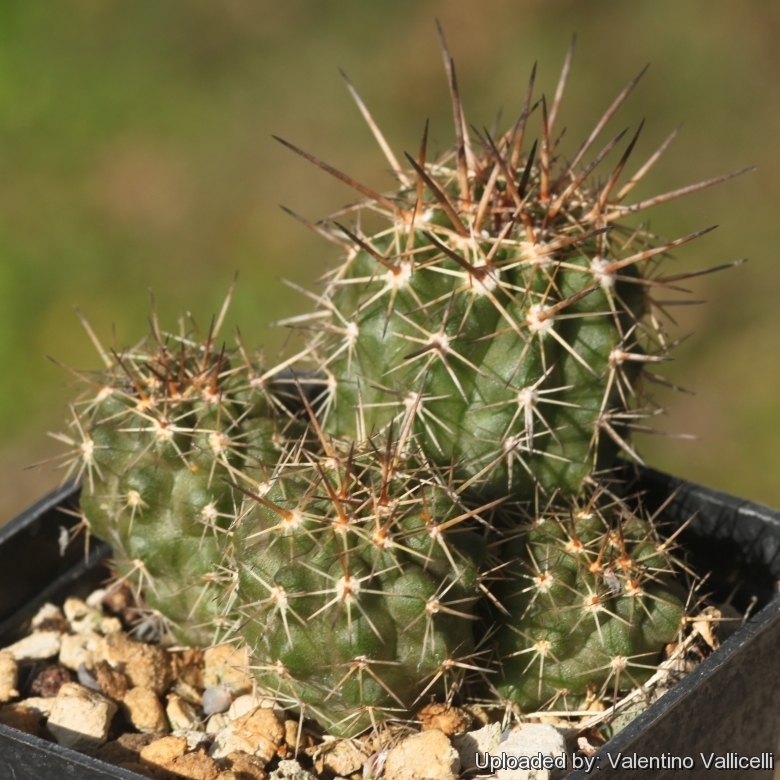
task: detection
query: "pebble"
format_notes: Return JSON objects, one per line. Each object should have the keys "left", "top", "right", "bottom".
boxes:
{"left": 452, "top": 722, "right": 502, "bottom": 772}
{"left": 226, "top": 692, "right": 256, "bottom": 720}
{"left": 228, "top": 692, "right": 281, "bottom": 721}
{"left": 203, "top": 684, "right": 234, "bottom": 716}
{"left": 139, "top": 734, "right": 188, "bottom": 765}
{"left": 223, "top": 750, "right": 269, "bottom": 780}
{"left": 86, "top": 589, "right": 108, "bottom": 608}
{"left": 0, "top": 651, "right": 18, "bottom": 702}
{"left": 99, "top": 616, "right": 124, "bottom": 635}
{"left": 203, "top": 644, "right": 252, "bottom": 695}
{"left": 209, "top": 706, "right": 284, "bottom": 762}
{"left": 167, "top": 693, "right": 202, "bottom": 730}
{"left": 63, "top": 597, "right": 106, "bottom": 634}
{"left": 384, "top": 729, "right": 461, "bottom": 780}
{"left": 171, "top": 677, "right": 203, "bottom": 706}
{"left": 283, "top": 719, "right": 300, "bottom": 751}
{"left": 29, "top": 664, "right": 74, "bottom": 697}
{"left": 321, "top": 739, "right": 371, "bottom": 776}
{"left": 171, "top": 647, "right": 205, "bottom": 691}
{"left": 4, "top": 630, "right": 61, "bottom": 661}
{"left": 173, "top": 728, "right": 212, "bottom": 752}
{"left": 269, "top": 759, "right": 318, "bottom": 780}
{"left": 495, "top": 724, "right": 567, "bottom": 780}
{"left": 206, "top": 712, "right": 230, "bottom": 734}
{"left": 63, "top": 597, "right": 90, "bottom": 623}
{"left": 59, "top": 631, "right": 106, "bottom": 671}
{"left": 169, "top": 751, "right": 221, "bottom": 779}
{"left": 22, "top": 696, "right": 55, "bottom": 719}
{"left": 105, "top": 631, "right": 172, "bottom": 695}
{"left": 141, "top": 735, "right": 220, "bottom": 780}
{"left": 30, "top": 603, "right": 69, "bottom": 634}
{"left": 47, "top": 682, "right": 117, "bottom": 751}
{"left": 122, "top": 686, "right": 169, "bottom": 733}
{"left": 94, "top": 659, "right": 129, "bottom": 700}
{"left": 417, "top": 703, "right": 472, "bottom": 735}
{"left": 0, "top": 703, "right": 43, "bottom": 737}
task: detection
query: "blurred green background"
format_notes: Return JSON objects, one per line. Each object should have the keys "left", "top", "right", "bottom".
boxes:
{"left": 2, "top": 0, "right": 779, "bottom": 521}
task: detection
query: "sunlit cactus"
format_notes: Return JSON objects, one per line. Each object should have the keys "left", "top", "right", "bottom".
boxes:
{"left": 50, "top": 29, "right": 746, "bottom": 737}
{"left": 52, "top": 290, "right": 304, "bottom": 647}
{"left": 279, "top": 30, "right": 746, "bottom": 505}
{"left": 487, "top": 489, "right": 685, "bottom": 711}
{"left": 267, "top": 27, "right": 742, "bottom": 722}
{"left": 226, "top": 432, "right": 489, "bottom": 736}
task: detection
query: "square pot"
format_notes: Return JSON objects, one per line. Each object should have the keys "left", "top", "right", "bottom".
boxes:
{"left": 0, "top": 468, "right": 778, "bottom": 780}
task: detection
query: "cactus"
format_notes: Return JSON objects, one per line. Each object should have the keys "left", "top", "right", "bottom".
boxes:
{"left": 51, "top": 34, "right": 745, "bottom": 737}
{"left": 269, "top": 32, "right": 742, "bottom": 719}
{"left": 488, "top": 491, "right": 685, "bottom": 711}
{"left": 57, "top": 308, "right": 492, "bottom": 734}
{"left": 228, "top": 434, "right": 488, "bottom": 736}
{"left": 280, "top": 38, "right": 744, "bottom": 507}
{"left": 54, "top": 299, "right": 304, "bottom": 647}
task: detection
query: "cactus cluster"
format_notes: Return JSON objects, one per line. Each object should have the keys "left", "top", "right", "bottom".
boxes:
{"left": 54, "top": 35, "right": 745, "bottom": 736}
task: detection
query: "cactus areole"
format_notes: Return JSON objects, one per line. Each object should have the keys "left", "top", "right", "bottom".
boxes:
{"left": 58, "top": 32, "right": 748, "bottom": 737}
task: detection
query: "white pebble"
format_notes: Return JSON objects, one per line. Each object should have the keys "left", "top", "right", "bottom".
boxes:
{"left": 172, "top": 728, "right": 211, "bottom": 751}
{"left": 64, "top": 597, "right": 105, "bottom": 635}
{"left": 209, "top": 707, "right": 284, "bottom": 762}
{"left": 30, "top": 603, "right": 66, "bottom": 631}
{"left": 385, "top": 729, "right": 461, "bottom": 780}
{"left": 228, "top": 692, "right": 281, "bottom": 721}
{"left": 4, "top": 631, "right": 61, "bottom": 661}
{"left": 47, "top": 682, "right": 117, "bottom": 751}
{"left": 496, "top": 724, "right": 567, "bottom": 780}
{"left": 99, "top": 616, "right": 123, "bottom": 635}
{"left": 58, "top": 632, "right": 106, "bottom": 671}
{"left": 205, "top": 712, "right": 230, "bottom": 734}
{"left": 22, "top": 697, "right": 55, "bottom": 718}
{"left": 202, "top": 685, "right": 233, "bottom": 716}
{"left": 85, "top": 589, "right": 108, "bottom": 608}
{"left": 0, "top": 651, "right": 18, "bottom": 702}
{"left": 63, "top": 597, "right": 90, "bottom": 623}
{"left": 166, "top": 694, "right": 202, "bottom": 731}
{"left": 453, "top": 722, "right": 503, "bottom": 772}
{"left": 203, "top": 644, "right": 252, "bottom": 694}
{"left": 269, "top": 759, "right": 319, "bottom": 780}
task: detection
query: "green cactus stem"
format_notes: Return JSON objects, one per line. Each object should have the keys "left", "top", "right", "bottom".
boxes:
{"left": 278, "top": 36, "right": 746, "bottom": 506}
{"left": 54, "top": 299, "right": 303, "bottom": 646}
{"left": 227, "top": 433, "right": 489, "bottom": 736}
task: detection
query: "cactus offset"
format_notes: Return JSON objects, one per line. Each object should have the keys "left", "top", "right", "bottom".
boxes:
{"left": 227, "top": 435, "right": 489, "bottom": 735}
{"left": 488, "top": 492, "right": 685, "bottom": 711}
{"left": 55, "top": 300, "right": 303, "bottom": 646}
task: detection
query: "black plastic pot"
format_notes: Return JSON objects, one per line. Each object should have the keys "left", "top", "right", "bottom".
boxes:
{"left": 0, "top": 468, "right": 778, "bottom": 780}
